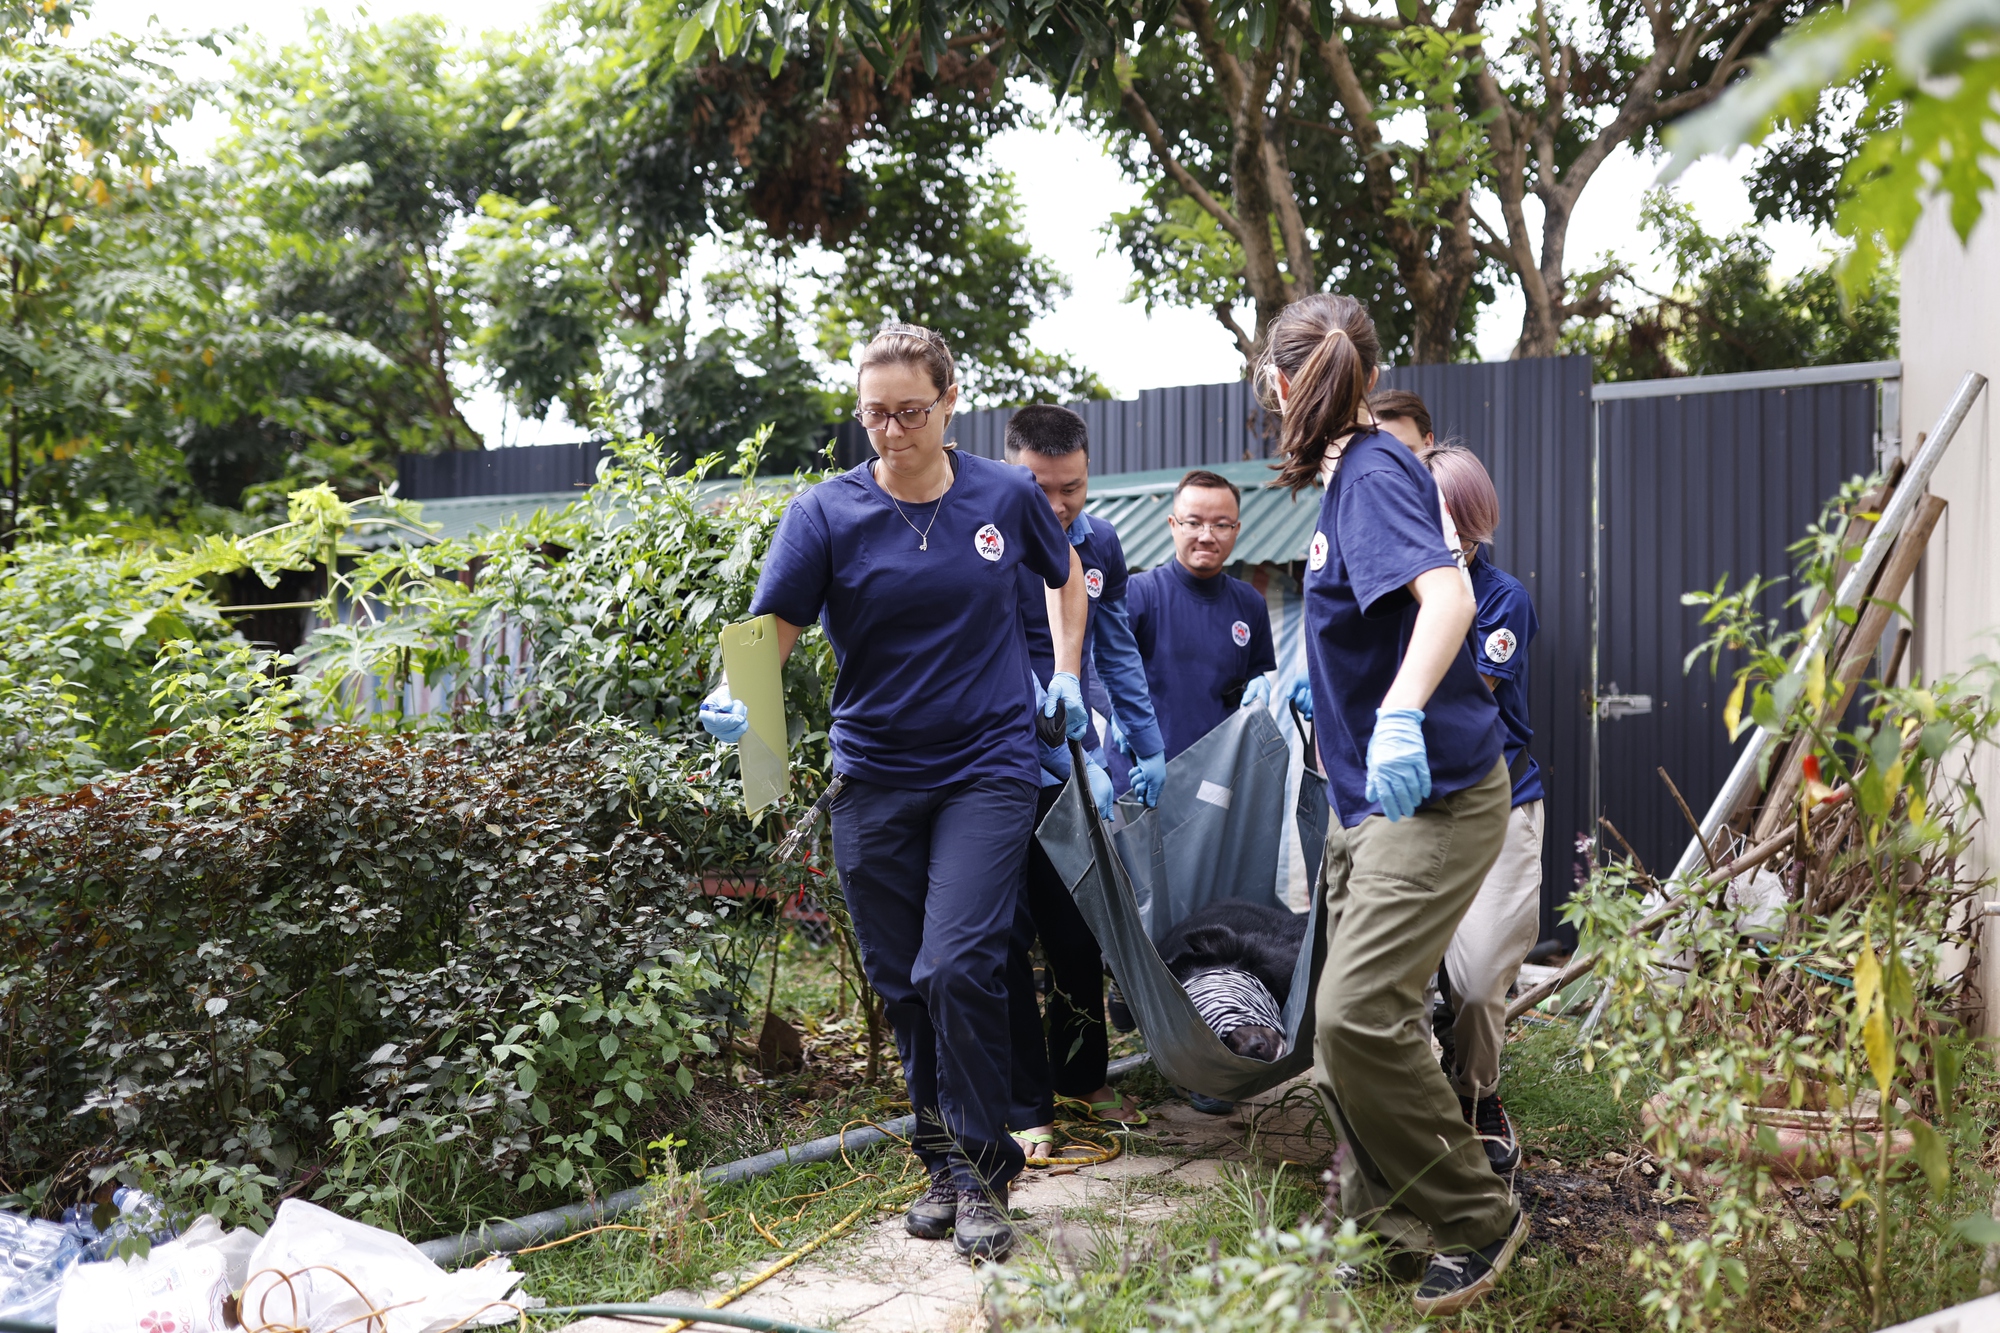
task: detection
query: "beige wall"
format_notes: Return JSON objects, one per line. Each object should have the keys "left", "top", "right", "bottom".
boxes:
{"left": 1899, "top": 200, "right": 2000, "bottom": 1027}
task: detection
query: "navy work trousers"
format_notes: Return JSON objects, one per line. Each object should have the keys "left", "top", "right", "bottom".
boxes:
{"left": 830, "top": 773, "right": 1036, "bottom": 1193}
{"left": 1007, "top": 784, "right": 1111, "bottom": 1129}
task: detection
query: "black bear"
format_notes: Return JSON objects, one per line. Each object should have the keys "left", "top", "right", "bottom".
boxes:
{"left": 1157, "top": 899, "right": 1309, "bottom": 1062}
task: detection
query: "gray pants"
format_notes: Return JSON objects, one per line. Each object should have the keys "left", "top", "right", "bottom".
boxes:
{"left": 1311, "top": 760, "right": 1518, "bottom": 1254}
{"left": 1442, "top": 799, "right": 1544, "bottom": 1101}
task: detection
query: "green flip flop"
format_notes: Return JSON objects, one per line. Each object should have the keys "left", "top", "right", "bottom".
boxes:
{"left": 1013, "top": 1127, "right": 1058, "bottom": 1160}
{"left": 1060, "top": 1094, "right": 1149, "bottom": 1128}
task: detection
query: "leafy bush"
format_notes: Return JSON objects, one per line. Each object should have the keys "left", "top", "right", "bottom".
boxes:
{"left": 0, "top": 520, "right": 234, "bottom": 797}
{"left": 1571, "top": 478, "right": 2000, "bottom": 1329}
{"left": 0, "top": 720, "right": 739, "bottom": 1212}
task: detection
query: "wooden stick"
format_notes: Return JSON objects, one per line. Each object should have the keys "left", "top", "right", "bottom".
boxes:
{"left": 1505, "top": 794, "right": 1848, "bottom": 1023}
{"left": 1884, "top": 625, "right": 1913, "bottom": 690}
{"left": 1753, "top": 494, "right": 1947, "bottom": 842}
{"left": 1598, "top": 816, "right": 1651, "bottom": 882}
{"left": 1660, "top": 767, "right": 1720, "bottom": 874}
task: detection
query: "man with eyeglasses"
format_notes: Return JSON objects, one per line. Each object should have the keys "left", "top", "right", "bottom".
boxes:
{"left": 1115, "top": 469, "right": 1278, "bottom": 765}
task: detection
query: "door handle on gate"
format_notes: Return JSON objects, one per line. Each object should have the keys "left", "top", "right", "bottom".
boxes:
{"left": 1595, "top": 682, "right": 1653, "bottom": 719}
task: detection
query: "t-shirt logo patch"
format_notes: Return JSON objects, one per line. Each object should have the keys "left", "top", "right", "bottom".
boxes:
{"left": 1484, "top": 628, "right": 1518, "bottom": 664}
{"left": 1308, "top": 531, "right": 1329, "bottom": 571}
{"left": 1231, "top": 620, "right": 1251, "bottom": 647}
{"left": 1084, "top": 567, "right": 1105, "bottom": 599}
{"left": 974, "top": 524, "right": 1005, "bottom": 561}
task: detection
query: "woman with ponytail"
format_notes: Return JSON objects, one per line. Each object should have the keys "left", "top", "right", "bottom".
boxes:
{"left": 698, "top": 322, "right": 1090, "bottom": 1262}
{"left": 1263, "top": 294, "right": 1526, "bottom": 1315}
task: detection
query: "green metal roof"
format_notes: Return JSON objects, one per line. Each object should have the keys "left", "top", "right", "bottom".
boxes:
{"left": 1084, "top": 458, "right": 1316, "bottom": 570}
{"left": 354, "top": 479, "right": 747, "bottom": 549}
{"left": 366, "top": 458, "right": 1315, "bottom": 569}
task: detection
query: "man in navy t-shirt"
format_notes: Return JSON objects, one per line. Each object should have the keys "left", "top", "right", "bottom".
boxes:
{"left": 1121, "top": 470, "right": 1278, "bottom": 763}
{"left": 1002, "top": 405, "right": 1161, "bottom": 1157}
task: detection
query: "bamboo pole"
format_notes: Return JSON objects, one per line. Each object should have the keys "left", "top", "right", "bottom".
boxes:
{"left": 1667, "top": 372, "right": 1986, "bottom": 883}
{"left": 1750, "top": 493, "right": 1947, "bottom": 842}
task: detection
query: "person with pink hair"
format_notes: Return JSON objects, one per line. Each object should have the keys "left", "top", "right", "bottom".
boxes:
{"left": 1371, "top": 393, "right": 1544, "bottom": 1185}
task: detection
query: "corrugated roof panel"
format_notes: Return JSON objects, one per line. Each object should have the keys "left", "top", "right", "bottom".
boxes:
{"left": 1084, "top": 458, "right": 1315, "bottom": 570}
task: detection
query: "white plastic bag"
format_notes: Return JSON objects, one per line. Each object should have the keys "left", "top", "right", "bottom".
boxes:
{"left": 240, "top": 1201, "right": 523, "bottom": 1333}
{"left": 54, "top": 1237, "right": 230, "bottom": 1333}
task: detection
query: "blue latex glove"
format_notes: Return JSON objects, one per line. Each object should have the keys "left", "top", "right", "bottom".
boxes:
{"left": 1129, "top": 750, "right": 1167, "bottom": 808}
{"left": 698, "top": 684, "right": 749, "bottom": 743}
{"left": 1046, "top": 671, "right": 1089, "bottom": 740}
{"left": 1107, "top": 717, "right": 1134, "bottom": 760}
{"left": 1085, "top": 760, "right": 1116, "bottom": 820}
{"left": 1286, "top": 676, "right": 1314, "bottom": 719}
{"left": 1365, "top": 707, "right": 1431, "bottom": 821}
{"left": 1239, "top": 675, "right": 1272, "bottom": 711}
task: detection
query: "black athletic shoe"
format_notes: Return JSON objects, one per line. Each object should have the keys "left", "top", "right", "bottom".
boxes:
{"left": 1106, "top": 983, "right": 1136, "bottom": 1033}
{"left": 1412, "top": 1210, "right": 1529, "bottom": 1316}
{"left": 905, "top": 1175, "right": 957, "bottom": 1240}
{"left": 952, "top": 1186, "right": 1014, "bottom": 1261}
{"left": 1186, "top": 1090, "right": 1235, "bottom": 1116}
{"left": 1474, "top": 1093, "right": 1522, "bottom": 1173}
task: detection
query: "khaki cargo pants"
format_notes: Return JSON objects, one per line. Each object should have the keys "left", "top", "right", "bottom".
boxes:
{"left": 1311, "top": 759, "right": 1518, "bottom": 1254}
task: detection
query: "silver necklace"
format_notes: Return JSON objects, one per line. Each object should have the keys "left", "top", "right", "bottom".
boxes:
{"left": 881, "top": 464, "right": 950, "bottom": 550}
{"left": 889, "top": 492, "right": 943, "bottom": 549}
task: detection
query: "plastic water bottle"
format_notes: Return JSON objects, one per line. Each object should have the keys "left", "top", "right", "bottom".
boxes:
{"left": 0, "top": 1209, "right": 85, "bottom": 1324}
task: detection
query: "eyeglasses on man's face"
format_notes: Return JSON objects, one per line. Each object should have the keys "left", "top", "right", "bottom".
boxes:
{"left": 854, "top": 393, "right": 945, "bottom": 431}
{"left": 1171, "top": 517, "right": 1241, "bottom": 535}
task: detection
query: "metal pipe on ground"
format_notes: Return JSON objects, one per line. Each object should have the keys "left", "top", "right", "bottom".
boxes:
{"left": 0, "top": 1306, "right": 834, "bottom": 1333}
{"left": 415, "top": 1052, "right": 1154, "bottom": 1267}
{"left": 1668, "top": 370, "right": 1987, "bottom": 883}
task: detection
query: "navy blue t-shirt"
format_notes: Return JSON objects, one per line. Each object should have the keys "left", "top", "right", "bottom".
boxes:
{"left": 748, "top": 450, "right": 1073, "bottom": 789}
{"left": 1018, "top": 514, "right": 1129, "bottom": 682}
{"left": 1469, "top": 554, "right": 1544, "bottom": 807}
{"left": 1302, "top": 428, "right": 1503, "bottom": 828}
{"left": 1019, "top": 511, "right": 1133, "bottom": 755}
{"left": 1128, "top": 559, "right": 1277, "bottom": 761}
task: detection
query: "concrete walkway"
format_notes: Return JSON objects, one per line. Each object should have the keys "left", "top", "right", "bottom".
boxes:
{"left": 557, "top": 1077, "right": 1330, "bottom": 1333}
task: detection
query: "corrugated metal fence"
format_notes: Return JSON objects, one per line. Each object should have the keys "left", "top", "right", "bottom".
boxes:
{"left": 400, "top": 441, "right": 609, "bottom": 500}
{"left": 1592, "top": 364, "right": 1897, "bottom": 895}
{"left": 395, "top": 356, "right": 1898, "bottom": 947}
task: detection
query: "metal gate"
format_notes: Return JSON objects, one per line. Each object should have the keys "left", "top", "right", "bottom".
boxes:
{"left": 1377, "top": 358, "right": 1595, "bottom": 944}
{"left": 1590, "top": 362, "right": 1900, "bottom": 905}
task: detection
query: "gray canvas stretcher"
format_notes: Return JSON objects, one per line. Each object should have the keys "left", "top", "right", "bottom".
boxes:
{"left": 1036, "top": 708, "right": 1331, "bottom": 1103}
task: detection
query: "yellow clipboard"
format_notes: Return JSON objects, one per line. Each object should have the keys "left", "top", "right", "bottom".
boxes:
{"left": 721, "top": 614, "right": 790, "bottom": 815}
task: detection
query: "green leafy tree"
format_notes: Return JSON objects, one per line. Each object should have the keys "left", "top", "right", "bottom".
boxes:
{"left": 0, "top": 2, "right": 397, "bottom": 526}
{"left": 0, "top": 1, "right": 202, "bottom": 533}
{"left": 655, "top": 0, "right": 1816, "bottom": 363}
{"left": 817, "top": 95, "right": 1108, "bottom": 405}
{"left": 1568, "top": 189, "right": 1898, "bottom": 381}
{"left": 460, "top": 24, "right": 1098, "bottom": 469}
{"left": 1665, "top": 0, "right": 2000, "bottom": 291}
{"left": 219, "top": 17, "right": 553, "bottom": 460}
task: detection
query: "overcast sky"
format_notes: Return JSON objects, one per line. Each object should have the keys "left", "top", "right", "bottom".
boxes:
{"left": 82, "top": 0, "right": 1836, "bottom": 445}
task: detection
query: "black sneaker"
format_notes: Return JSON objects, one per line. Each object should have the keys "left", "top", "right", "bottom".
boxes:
{"left": 1106, "top": 983, "right": 1135, "bottom": 1033}
{"left": 1474, "top": 1093, "right": 1521, "bottom": 1173}
{"left": 905, "top": 1175, "right": 957, "bottom": 1240}
{"left": 1186, "top": 1090, "right": 1235, "bottom": 1116}
{"left": 1412, "top": 1210, "right": 1528, "bottom": 1316}
{"left": 952, "top": 1185, "right": 1014, "bottom": 1261}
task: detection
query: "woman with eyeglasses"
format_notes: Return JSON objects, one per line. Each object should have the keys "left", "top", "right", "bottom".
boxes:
{"left": 697, "top": 322, "right": 1089, "bottom": 1262}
